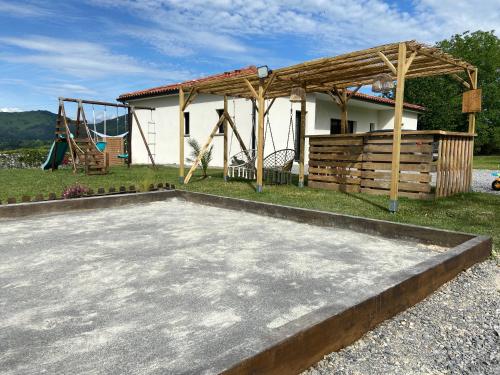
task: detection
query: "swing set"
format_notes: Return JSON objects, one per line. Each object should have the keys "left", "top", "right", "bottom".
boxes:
{"left": 42, "top": 97, "right": 156, "bottom": 175}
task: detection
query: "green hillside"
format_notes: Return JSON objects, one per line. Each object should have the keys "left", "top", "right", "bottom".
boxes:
{"left": 0, "top": 111, "right": 129, "bottom": 151}
{"left": 0, "top": 111, "right": 57, "bottom": 150}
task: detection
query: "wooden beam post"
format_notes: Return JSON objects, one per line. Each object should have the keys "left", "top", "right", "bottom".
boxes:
{"left": 60, "top": 101, "right": 77, "bottom": 173}
{"left": 298, "top": 84, "right": 307, "bottom": 188}
{"left": 179, "top": 87, "right": 185, "bottom": 183}
{"left": 52, "top": 101, "right": 63, "bottom": 170}
{"left": 340, "top": 90, "right": 348, "bottom": 134}
{"left": 127, "top": 106, "right": 132, "bottom": 168}
{"left": 467, "top": 68, "right": 478, "bottom": 191}
{"left": 223, "top": 95, "right": 228, "bottom": 181}
{"left": 468, "top": 69, "right": 478, "bottom": 133}
{"left": 132, "top": 109, "right": 156, "bottom": 168}
{"left": 256, "top": 83, "right": 265, "bottom": 192}
{"left": 389, "top": 42, "right": 407, "bottom": 213}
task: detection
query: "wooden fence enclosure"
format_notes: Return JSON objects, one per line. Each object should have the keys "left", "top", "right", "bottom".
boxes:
{"left": 307, "top": 131, "right": 474, "bottom": 199}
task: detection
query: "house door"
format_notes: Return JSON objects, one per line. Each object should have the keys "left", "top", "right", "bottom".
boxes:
{"left": 294, "top": 110, "right": 302, "bottom": 161}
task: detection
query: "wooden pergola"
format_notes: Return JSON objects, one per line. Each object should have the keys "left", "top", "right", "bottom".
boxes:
{"left": 178, "top": 40, "right": 479, "bottom": 212}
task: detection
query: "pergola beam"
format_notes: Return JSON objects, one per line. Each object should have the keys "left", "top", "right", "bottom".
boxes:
{"left": 450, "top": 73, "right": 471, "bottom": 89}
{"left": 244, "top": 79, "right": 258, "bottom": 99}
{"left": 378, "top": 51, "right": 397, "bottom": 75}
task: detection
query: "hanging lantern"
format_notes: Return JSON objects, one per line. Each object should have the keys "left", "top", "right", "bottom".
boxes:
{"left": 372, "top": 74, "right": 395, "bottom": 93}
{"left": 290, "top": 86, "right": 306, "bottom": 102}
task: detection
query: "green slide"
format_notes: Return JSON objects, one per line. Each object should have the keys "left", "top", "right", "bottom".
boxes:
{"left": 41, "top": 138, "right": 68, "bottom": 170}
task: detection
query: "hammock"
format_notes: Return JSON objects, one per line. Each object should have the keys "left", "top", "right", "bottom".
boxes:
{"left": 89, "top": 129, "right": 129, "bottom": 138}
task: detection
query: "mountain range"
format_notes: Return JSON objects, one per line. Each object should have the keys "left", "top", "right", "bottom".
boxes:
{"left": 0, "top": 110, "right": 129, "bottom": 150}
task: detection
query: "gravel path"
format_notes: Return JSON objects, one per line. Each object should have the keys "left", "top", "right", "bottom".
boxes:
{"left": 472, "top": 170, "right": 500, "bottom": 194}
{"left": 304, "top": 259, "right": 499, "bottom": 375}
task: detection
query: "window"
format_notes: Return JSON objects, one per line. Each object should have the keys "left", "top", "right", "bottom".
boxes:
{"left": 184, "top": 112, "right": 190, "bottom": 136}
{"left": 216, "top": 109, "right": 224, "bottom": 134}
{"left": 369, "top": 122, "right": 376, "bottom": 132}
{"left": 330, "top": 119, "right": 355, "bottom": 134}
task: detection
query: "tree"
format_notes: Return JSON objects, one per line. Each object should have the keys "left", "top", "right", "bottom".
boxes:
{"left": 403, "top": 31, "right": 500, "bottom": 154}
{"left": 186, "top": 138, "right": 213, "bottom": 178}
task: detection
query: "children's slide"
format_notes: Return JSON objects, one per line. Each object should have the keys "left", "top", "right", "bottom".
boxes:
{"left": 41, "top": 139, "right": 68, "bottom": 170}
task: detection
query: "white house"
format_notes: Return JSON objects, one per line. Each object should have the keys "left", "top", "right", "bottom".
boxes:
{"left": 118, "top": 67, "right": 424, "bottom": 169}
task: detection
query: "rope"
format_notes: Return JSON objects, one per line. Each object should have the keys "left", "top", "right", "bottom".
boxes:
{"left": 116, "top": 106, "right": 119, "bottom": 136}
{"left": 103, "top": 106, "right": 107, "bottom": 139}
{"left": 264, "top": 99, "right": 276, "bottom": 154}
{"left": 92, "top": 105, "right": 97, "bottom": 142}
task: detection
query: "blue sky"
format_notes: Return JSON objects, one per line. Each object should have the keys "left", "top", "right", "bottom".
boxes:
{"left": 0, "top": 0, "right": 498, "bottom": 113}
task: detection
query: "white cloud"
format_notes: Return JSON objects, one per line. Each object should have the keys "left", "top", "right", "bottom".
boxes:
{"left": 87, "top": 0, "right": 499, "bottom": 61}
{"left": 0, "top": 107, "right": 23, "bottom": 112}
{"left": 0, "top": 35, "right": 191, "bottom": 80}
{"left": 0, "top": 0, "right": 52, "bottom": 18}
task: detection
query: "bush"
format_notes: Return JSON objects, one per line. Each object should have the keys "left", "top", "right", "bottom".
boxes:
{"left": 0, "top": 147, "right": 49, "bottom": 169}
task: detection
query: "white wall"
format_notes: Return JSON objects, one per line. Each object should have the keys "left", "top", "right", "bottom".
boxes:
{"left": 128, "top": 92, "right": 418, "bottom": 168}
{"left": 129, "top": 93, "right": 315, "bottom": 168}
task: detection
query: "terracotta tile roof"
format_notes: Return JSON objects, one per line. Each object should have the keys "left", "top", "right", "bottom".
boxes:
{"left": 118, "top": 66, "right": 257, "bottom": 101}
{"left": 118, "top": 66, "right": 425, "bottom": 112}
{"left": 350, "top": 91, "right": 425, "bottom": 112}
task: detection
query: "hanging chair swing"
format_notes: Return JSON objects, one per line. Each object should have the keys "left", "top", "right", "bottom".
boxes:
{"left": 262, "top": 102, "right": 296, "bottom": 185}
{"left": 227, "top": 99, "right": 296, "bottom": 184}
{"left": 227, "top": 99, "right": 257, "bottom": 179}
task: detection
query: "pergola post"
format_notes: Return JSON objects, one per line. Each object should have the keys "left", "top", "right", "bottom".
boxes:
{"left": 127, "top": 106, "right": 132, "bottom": 168}
{"left": 298, "top": 85, "right": 307, "bottom": 188}
{"left": 256, "top": 84, "right": 265, "bottom": 192}
{"left": 389, "top": 42, "right": 407, "bottom": 213}
{"left": 468, "top": 68, "right": 478, "bottom": 133}
{"left": 223, "top": 95, "right": 228, "bottom": 181}
{"left": 340, "top": 90, "right": 348, "bottom": 134}
{"left": 179, "top": 87, "right": 185, "bottom": 184}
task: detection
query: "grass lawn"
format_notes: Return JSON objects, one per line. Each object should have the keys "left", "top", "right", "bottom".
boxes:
{"left": 1, "top": 165, "right": 498, "bottom": 254}
{"left": 473, "top": 155, "right": 500, "bottom": 170}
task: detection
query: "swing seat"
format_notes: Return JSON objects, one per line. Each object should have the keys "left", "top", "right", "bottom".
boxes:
{"left": 117, "top": 153, "right": 128, "bottom": 159}
{"left": 263, "top": 148, "right": 295, "bottom": 185}
{"left": 228, "top": 149, "right": 256, "bottom": 180}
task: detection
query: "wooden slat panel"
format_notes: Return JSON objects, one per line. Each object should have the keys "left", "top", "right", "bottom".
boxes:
{"left": 364, "top": 136, "right": 433, "bottom": 144}
{"left": 309, "top": 167, "right": 362, "bottom": 176}
{"left": 310, "top": 138, "right": 363, "bottom": 146}
{"left": 310, "top": 145, "right": 364, "bottom": 153}
{"left": 364, "top": 144, "right": 433, "bottom": 154}
{"left": 309, "top": 153, "right": 363, "bottom": 161}
{"left": 308, "top": 133, "right": 438, "bottom": 200}
{"left": 362, "top": 162, "right": 432, "bottom": 172}
{"left": 309, "top": 161, "right": 363, "bottom": 168}
{"left": 361, "top": 179, "right": 431, "bottom": 193}
{"left": 308, "top": 174, "right": 361, "bottom": 184}
{"left": 309, "top": 180, "right": 361, "bottom": 192}
{"left": 360, "top": 170, "right": 431, "bottom": 183}
{"left": 364, "top": 153, "right": 432, "bottom": 163}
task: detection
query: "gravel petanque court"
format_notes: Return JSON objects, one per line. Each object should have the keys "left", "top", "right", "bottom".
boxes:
{"left": 0, "top": 198, "right": 470, "bottom": 374}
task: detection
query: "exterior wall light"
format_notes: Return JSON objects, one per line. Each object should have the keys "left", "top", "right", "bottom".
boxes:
{"left": 257, "top": 65, "right": 270, "bottom": 79}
